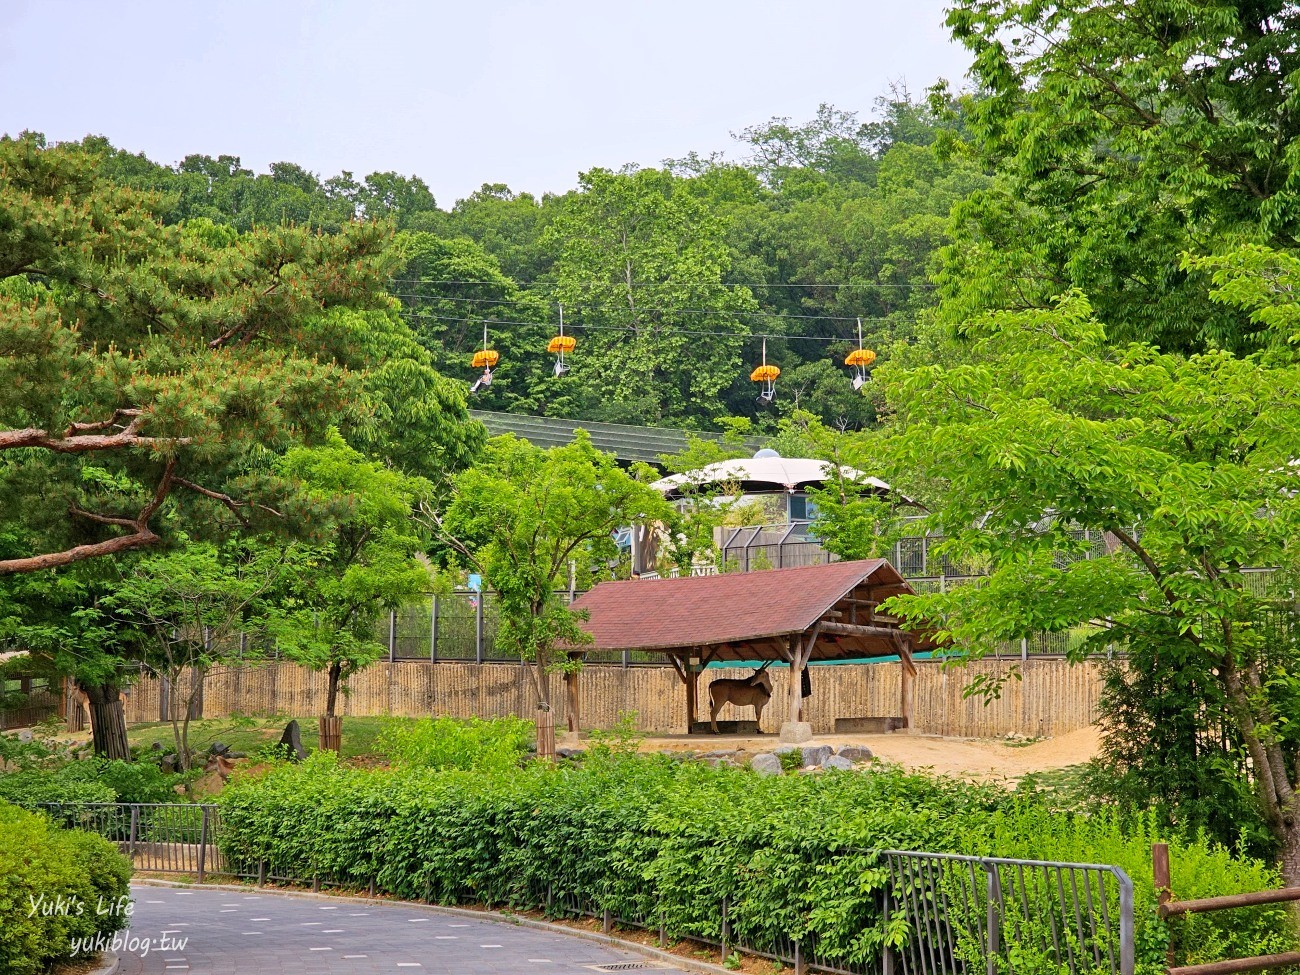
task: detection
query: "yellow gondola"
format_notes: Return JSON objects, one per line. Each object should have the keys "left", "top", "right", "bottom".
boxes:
{"left": 470, "top": 325, "right": 498, "bottom": 394}
{"left": 750, "top": 339, "right": 779, "bottom": 403}
{"left": 547, "top": 305, "right": 576, "bottom": 376}
{"left": 845, "top": 319, "right": 876, "bottom": 390}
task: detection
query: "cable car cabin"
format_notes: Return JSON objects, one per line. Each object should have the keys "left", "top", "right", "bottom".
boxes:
{"left": 844, "top": 348, "right": 876, "bottom": 390}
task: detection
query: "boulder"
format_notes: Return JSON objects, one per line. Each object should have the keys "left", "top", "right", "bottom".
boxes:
{"left": 778, "top": 721, "right": 814, "bottom": 744}
{"left": 750, "top": 753, "right": 783, "bottom": 777}
{"left": 208, "top": 741, "right": 230, "bottom": 756}
{"left": 774, "top": 744, "right": 799, "bottom": 756}
{"left": 278, "top": 719, "right": 307, "bottom": 762}
{"left": 837, "top": 745, "right": 874, "bottom": 763}
{"left": 800, "top": 745, "right": 833, "bottom": 768}
{"left": 823, "top": 755, "right": 854, "bottom": 771}
{"left": 556, "top": 747, "right": 584, "bottom": 760}
{"left": 17, "top": 729, "right": 33, "bottom": 743}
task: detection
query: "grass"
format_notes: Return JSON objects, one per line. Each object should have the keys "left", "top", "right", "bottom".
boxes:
{"left": 126, "top": 716, "right": 400, "bottom": 761}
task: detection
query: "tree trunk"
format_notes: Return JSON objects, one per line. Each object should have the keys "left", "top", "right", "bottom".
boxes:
{"left": 326, "top": 661, "right": 342, "bottom": 719}
{"left": 1279, "top": 821, "right": 1300, "bottom": 889}
{"left": 83, "top": 680, "right": 131, "bottom": 761}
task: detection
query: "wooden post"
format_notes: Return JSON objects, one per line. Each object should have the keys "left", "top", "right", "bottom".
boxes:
{"left": 535, "top": 707, "right": 556, "bottom": 761}
{"left": 564, "top": 651, "right": 582, "bottom": 733}
{"left": 1154, "top": 842, "right": 1173, "bottom": 967}
{"left": 319, "top": 715, "right": 342, "bottom": 752}
{"left": 787, "top": 634, "right": 803, "bottom": 726}
{"left": 685, "top": 652, "right": 699, "bottom": 732}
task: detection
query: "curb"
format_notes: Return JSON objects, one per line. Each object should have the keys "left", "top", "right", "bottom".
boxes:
{"left": 86, "top": 950, "right": 120, "bottom": 975}
{"left": 133, "top": 878, "right": 738, "bottom": 975}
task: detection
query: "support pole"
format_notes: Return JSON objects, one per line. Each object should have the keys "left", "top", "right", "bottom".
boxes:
{"left": 685, "top": 651, "right": 699, "bottom": 732}
{"left": 430, "top": 595, "right": 438, "bottom": 662}
{"left": 564, "top": 651, "right": 582, "bottom": 733}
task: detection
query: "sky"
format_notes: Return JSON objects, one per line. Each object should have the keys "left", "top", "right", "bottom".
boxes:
{"left": 0, "top": 1, "right": 971, "bottom": 206}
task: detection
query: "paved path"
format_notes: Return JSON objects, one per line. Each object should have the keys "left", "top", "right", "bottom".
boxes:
{"left": 114, "top": 884, "right": 685, "bottom": 974}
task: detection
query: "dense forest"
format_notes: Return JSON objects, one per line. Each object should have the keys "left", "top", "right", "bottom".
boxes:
{"left": 45, "top": 92, "right": 983, "bottom": 432}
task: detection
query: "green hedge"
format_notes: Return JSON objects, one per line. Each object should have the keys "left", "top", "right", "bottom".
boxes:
{"left": 218, "top": 752, "right": 1295, "bottom": 974}
{"left": 0, "top": 801, "right": 132, "bottom": 975}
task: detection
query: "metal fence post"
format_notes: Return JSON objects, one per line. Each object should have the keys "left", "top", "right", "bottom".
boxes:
{"left": 794, "top": 938, "right": 806, "bottom": 975}
{"left": 881, "top": 882, "right": 894, "bottom": 975}
{"left": 257, "top": 860, "right": 266, "bottom": 887}
{"left": 196, "top": 806, "right": 209, "bottom": 884}
{"left": 430, "top": 595, "right": 438, "bottom": 662}
{"left": 622, "top": 647, "right": 630, "bottom": 668}
{"left": 388, "top": 610, "right": 397, "bottom": 662}
{"left": 128, "top": 805, "right": 139, "bottom": 859}
{"left": 720, "top": 896, "right": 730, "bottom": 963}
{"left": 475, "top": 594, "right": 485, "bottom": 664}
{"left": 986, "top": 861, "right": 1002, "bottom": 975}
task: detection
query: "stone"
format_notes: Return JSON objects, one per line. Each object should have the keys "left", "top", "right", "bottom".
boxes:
{"left": 160, "top": 754, "right": 178, "bottom": 774}
{"left": 800, "top": 744, "right": 833, "bottom": 768}
{"left": 750, "top": 753, "right": 783, "bottom": 776}
{"left": 151, "top": 741, "right": 163, "bottom": 752}
{"left": 774, "top": 744, "right": 799, "bottom": 756}
{"left": 556, "top": 747, "right": 584, "bottom": 760}
{"left": 17, "top": 729, "right": 33, "bottom": 742}
{"left": 279, "top": 719, "right": 307, "bottom": 762}
{"left": 822, "top": 755, "right": 854, "bottom": 771}
{"left": 778, "top": 721, "right": 814, "bottom": 744}
{"left": 700, "top": 750, "right": 738, "bottom": 760}
{"left": 209, "top": 741, "right": 230, "bottom": 756}
{"left": 837, "top": 745, "right": 874, "bottom": 763}
{"left": 227, "top": 751, "right": 247, "bottom": 759}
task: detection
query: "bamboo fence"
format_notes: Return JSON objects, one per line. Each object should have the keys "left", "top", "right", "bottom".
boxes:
{"left": 120, "top": 657, "right": 1105, "bottom": 739}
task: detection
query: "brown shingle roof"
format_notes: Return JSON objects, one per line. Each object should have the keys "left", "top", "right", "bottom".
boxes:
{"left": 571, "top": 559, "right": 914, "bottom": 655}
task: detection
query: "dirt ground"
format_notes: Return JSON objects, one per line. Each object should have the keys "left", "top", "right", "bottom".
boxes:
{"left": 633, "top": 725, "right": 1100, "bottom": 783}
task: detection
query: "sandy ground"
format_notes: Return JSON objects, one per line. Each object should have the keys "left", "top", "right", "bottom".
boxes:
{"left": 634, "top": 725, "right": 1100, "bottom": 783}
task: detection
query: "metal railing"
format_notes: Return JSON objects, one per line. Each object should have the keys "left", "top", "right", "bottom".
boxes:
{"left": 38, "top": 802, "right": 1137, "bottom": 975}
{"left": 883, "top": 850, "right": 1134, "bottom": 975}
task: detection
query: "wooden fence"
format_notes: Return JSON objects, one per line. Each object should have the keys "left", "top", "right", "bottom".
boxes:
{"left": 120, "top": 657, "right": 1105, "bottom": 739}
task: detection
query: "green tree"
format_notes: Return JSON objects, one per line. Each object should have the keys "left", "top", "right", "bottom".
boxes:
{"left": 435, "top": 433, "right": 672, "bottom": 709}
{"left": 0, "top": 135, "right": 408, "bottom": 574}
{"left": 101, "top": 541, "right": 292, "bottom": 768}
{"left": 545, "top": 167, "right": 759, "bottom": 425}
{"left": 273, "top": 431, "right": 434, "bottom": 725}
{"left": 938, "top": 0, "right": 1300, "bottom": 353}
{"left": 873, "top": 292, "right": 1300, "bottom": 881}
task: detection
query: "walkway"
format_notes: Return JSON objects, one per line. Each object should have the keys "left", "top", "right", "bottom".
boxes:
{"left": 115, "top": 883, "right": 685, "bottom": 974}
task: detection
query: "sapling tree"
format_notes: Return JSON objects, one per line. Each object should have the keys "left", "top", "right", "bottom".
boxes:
{"left": 103, "top": 541, "right": 291, "bottom": 769}
{"left": 272, "top": 431, "right": 434, "bottom": 725}
{"left": 435, "top": 432, "right": 672, "bottom": 709}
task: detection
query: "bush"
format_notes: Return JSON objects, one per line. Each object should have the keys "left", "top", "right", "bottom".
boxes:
{"left": 0, "top": 801, "right": 132, "bottom": 975}
{"left": 375, "top": 716, "right": 532, "bottom": 773}
{"left": 217, "top": 752, "right": 1294, "bottom": 972}
{"left": 0, "top": 758, "right": 191, "bottom": 808}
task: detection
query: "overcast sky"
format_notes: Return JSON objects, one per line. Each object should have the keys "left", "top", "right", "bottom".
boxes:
{"left": 1, "top": 1, "right": 970, "bottom": 205}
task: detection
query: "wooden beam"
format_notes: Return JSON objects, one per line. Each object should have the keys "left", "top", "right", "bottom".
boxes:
{"left": 821, "top": 621, "right": 907, "bottom": 639}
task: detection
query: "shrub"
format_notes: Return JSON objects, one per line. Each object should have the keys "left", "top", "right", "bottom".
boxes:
{"left": 375, "top": 716, "right": 532, "bottom": 772}
{"left": 0, "top": 758, "right": 191, "bottom": 808}
{"left": 218, "top": 753, "right": 1296, "bottom": 971}
{"left": 0, "top": 801, "right": 132, "bottom": 975}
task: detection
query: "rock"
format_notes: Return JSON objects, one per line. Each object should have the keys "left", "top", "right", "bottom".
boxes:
{"left": 700, "top": 750, "right": 738, "bottom": 760}
{"left": 278, "top": 719, "right": 307, "bottom": 762}
{"left": 17, "top": 729, "right": 33, "bottom": 742}
{"left": 209, "top": 741, "right": 229, "bottom": 756}
{"left": 778, "top": 721, "right": 814, "bottom": 744}
{"left": 823, "top": 755, "right": 854, "bottom": 771}
{"left": 556, "top": 747, "right": 584, "bottom": 760}
{"left": 160, "top": 754, "right": 178, "bottom": 774}
{"left": 150, "top": 741, "right": 163, "bottom": 752}
{"left": 774, "top": 744, "right": 799, "bottom": 756}
{"left": 837, "top": 745, "right": 874, "bottom": 763}
{"left": 750, "top": 753, "right": 783, "bottom": 777}
{"left": 800, "top": 745, "right": 833, "bottom": 768}
{"left": 227, "top": 751, "right": 247, "bottom": 759}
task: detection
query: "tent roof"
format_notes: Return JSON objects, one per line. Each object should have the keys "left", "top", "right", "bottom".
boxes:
{"left": 650, "top": 456, "right": 893, "bottom": 499}
{"left": 571, "top": 559, "right": 925, "bottom": 661}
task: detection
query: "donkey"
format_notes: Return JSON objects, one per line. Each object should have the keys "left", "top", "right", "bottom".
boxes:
{"left": 707, "top": 663, "right": 773, "bottom": 733}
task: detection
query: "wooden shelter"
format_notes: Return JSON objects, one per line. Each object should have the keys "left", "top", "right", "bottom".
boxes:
{"left": 570, "top": 559, "right": 935, "bottom": 734}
